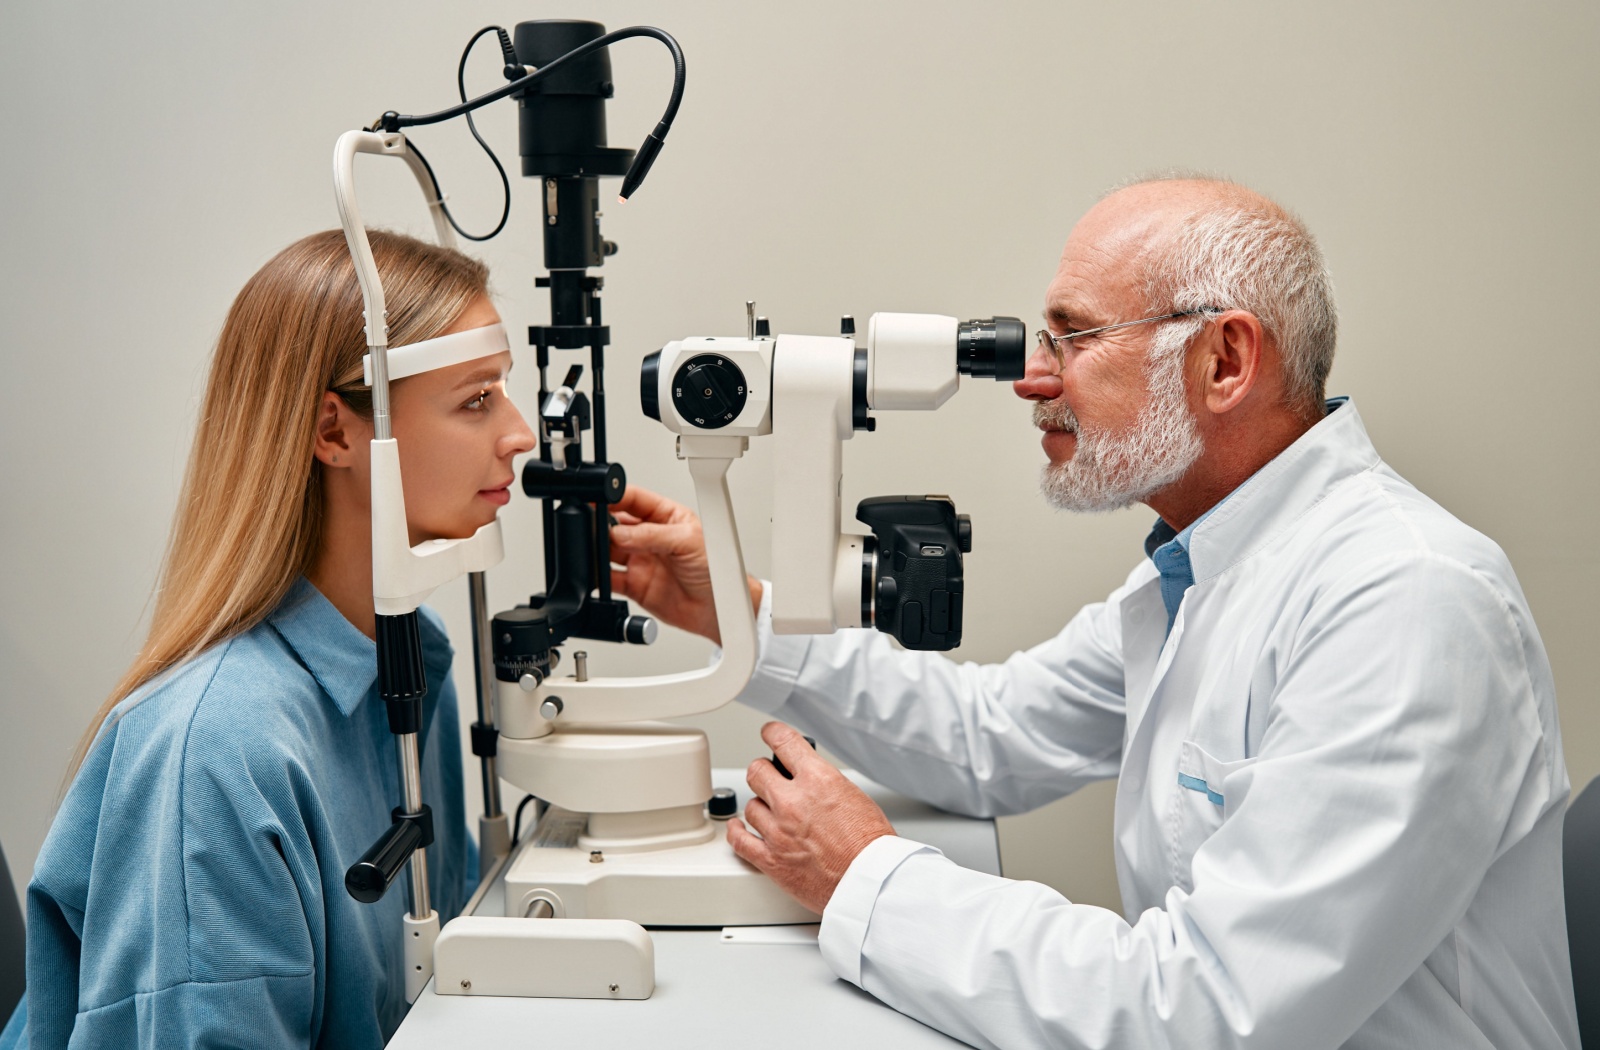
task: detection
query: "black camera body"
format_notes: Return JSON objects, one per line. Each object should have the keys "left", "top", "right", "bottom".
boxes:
{"left": 857, "top": 496, "right": 972, "bottom": 651}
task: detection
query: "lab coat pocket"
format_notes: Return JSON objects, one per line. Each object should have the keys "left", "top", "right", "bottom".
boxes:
{"left": 1168, "top": 740, "right": 1256, "bottom": 891}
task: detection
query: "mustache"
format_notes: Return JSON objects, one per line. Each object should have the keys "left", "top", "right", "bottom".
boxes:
{"left": 1033, "top": 399, "right": 1079, "bottom": 432}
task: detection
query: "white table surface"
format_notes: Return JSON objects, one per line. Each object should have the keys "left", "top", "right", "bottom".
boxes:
{"left": 388, "top": 769, "right": 1000, "bottom": 1048}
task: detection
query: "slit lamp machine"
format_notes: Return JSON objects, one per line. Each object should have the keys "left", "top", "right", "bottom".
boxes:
{"left": 332, "top": 18, "right": 1026, "bottom": 1003}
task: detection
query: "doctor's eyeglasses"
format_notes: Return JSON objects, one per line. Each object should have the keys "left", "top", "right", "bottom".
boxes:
{"left": 1035, "top": 308, "right": 1217, "bottom": 374}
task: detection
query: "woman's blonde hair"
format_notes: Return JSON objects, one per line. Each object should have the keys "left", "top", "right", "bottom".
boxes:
{"left": 67, "top": 228, "right": 489, "bottom": 780}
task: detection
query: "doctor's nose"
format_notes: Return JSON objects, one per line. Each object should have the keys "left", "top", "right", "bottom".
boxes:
{"left": 1012, "top": 341, "right": 1064, "bottom": 403}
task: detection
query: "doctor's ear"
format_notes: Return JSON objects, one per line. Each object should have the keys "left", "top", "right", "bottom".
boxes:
{"left": 1194, "top": 310, "right": 1266, "bottom": 417}
{"left": 313, "top": 391, "right": 366, "bottom": 468}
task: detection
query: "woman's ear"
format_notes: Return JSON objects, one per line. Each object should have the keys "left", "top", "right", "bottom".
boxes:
{"left": 313, "top": 391, "right": 365, "bottom": 468}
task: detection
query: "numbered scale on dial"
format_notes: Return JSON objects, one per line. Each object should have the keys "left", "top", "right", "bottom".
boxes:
{"left": 671, "top": 353, "right": 749, "bottom": 429}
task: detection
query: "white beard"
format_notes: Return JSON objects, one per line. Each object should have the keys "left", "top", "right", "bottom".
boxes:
{"left": 1036, "top": 321, "right": 1204, "bottom": 512}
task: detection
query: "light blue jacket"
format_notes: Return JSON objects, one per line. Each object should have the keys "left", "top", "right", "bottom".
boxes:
{"left": 2, "top": 579, "right": 473, "bottom": 1048}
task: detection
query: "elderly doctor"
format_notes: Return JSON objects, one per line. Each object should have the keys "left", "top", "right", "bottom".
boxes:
{"left": 608, "top": 175, "right": 1580, "bottom": 1049}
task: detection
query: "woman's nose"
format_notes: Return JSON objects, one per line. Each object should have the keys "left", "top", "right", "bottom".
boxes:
{"left": 501, "top": 402, "right": 537, "bottom": 457}
{"left": 1012, "top": 341, "right": 1064, "bottom": 402}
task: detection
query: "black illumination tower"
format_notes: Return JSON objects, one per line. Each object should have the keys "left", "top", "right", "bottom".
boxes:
{"left": 513, "top": 19, "right": 651, "bottom": 649}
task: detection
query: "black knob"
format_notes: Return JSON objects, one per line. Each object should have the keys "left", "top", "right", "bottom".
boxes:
{"left": 755, "top": 316, "right": 771, "bottom": 338}
{"left": 707, "top": 787, "right": 738, "bottom": 819}
{"left": 492, "top": 607, "right": 552, "bottom": 683}
{"left": 876, "top": 574, "right": 899, "bottom": 613}
{"left": 624, "top": 615, "right": 658, "bottom": 645}
{"left": 957, "top": 514, "right": 973, "bottom": 553}
{"left": 640, "top": 349, "right": 662, "bottom": 422}
{"left": 840, "top": 315, "right": 856, "bottom": 336}
{"left": 671, "top": 354, "right": 749, "bottom": 430}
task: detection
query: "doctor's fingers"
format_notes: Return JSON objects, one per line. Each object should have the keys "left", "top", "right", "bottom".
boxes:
{"left": 740, "top": 796, "right": 781, "bottom": 840}
{"left": 762, "top": 722, "right": 825, "bottom": 778}
{"left": 726, "top": 816, "right": 775, "bottom": 870}
{"left": 745, "top": 757, "right": 803, "bottom": 810}
{"left": 610, "top": 519, "right": 703, "bottom": 557}
{"left": 613, "top": 485, "right": 695, "bottom": 526}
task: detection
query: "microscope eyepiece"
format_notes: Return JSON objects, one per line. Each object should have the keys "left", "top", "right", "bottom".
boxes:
{"left": 956, "top": 316, "right": 1027, "bottom": 381}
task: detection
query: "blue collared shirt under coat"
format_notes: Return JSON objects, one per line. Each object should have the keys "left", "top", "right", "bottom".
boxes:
{"left": 5, "top": 579, "right": 472, "bottom": 1049}
{"left": 1144, "top": 512, "right": 1210, "bottom": 636}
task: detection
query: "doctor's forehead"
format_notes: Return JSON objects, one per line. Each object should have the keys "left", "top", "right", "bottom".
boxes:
{"left": 1044, "top": 237, "right": 1145, "bottom": 326}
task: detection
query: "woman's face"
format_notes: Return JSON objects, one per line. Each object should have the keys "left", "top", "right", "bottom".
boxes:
{"left": 389, "top": 296, "right": 536, "bottom": 543}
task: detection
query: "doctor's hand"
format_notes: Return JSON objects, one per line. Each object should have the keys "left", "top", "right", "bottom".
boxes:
{"left": 727, "top": 722, "right": 896, "bottom": 915}
{"left": 609, "top": 486, "right": 762, "bottom": 645}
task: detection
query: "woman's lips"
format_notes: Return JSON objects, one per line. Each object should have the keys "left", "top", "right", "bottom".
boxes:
{"left": 479, "top": 484, "right": 512, "bottom": 506}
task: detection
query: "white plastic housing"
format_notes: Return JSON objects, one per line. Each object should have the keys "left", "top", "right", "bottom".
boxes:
{"left": 866, "top": 312, "right": 960, "bottom": 410}
{"left": 496, "top": 722, "right": 713, "bottom": 816}
{"left": 403, "top": 909, "right": 440, "bottom": 1004}
{"left": 652, "top": 337, "right": 774, "bottom": 437}
{"left": 503, "top": 815, "right": 819, "bottom": 926}
{"left": 767, "top": 314, "right": 966, "bottom": 635}
{"left": 770, "top": 334, "right": 856, "bottom": 634}
{"left": 433, "top": 916, "right": 654, "bottom": 1000}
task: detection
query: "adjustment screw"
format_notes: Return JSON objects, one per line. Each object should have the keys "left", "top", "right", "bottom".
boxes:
{"left": 609, "top": 983, "right": 619, "bottom": 993}
{"left": 460, "top": 979, "right": 472, "bottom": 991}
{"left": 590, "top": 850, "right": 604, "bottom": 863}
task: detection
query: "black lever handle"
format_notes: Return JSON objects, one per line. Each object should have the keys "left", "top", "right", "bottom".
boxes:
{"left": 345, "top": 805, "right": 434, "bottom": 904}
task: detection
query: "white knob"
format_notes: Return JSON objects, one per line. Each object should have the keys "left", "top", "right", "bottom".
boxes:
{"left": 539, "top": 697, "right": 564, "bottom": 722}
{"left": 519, "top": 672, "right": 539, "bottom": 693}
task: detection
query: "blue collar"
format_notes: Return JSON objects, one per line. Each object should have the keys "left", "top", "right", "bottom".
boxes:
{"left": 1143, "top": 511, "right": 1212, "bottom": 636}
{"left": 266, "top": 578, "right": 451, "bottom": 718}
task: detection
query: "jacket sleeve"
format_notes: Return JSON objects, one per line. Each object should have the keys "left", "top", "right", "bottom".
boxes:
{"left": 737, "top": 571, "right": 1139, "bottom": 818}
{"left": 817, "top": 552, "right": 1561, "bottom": 1049}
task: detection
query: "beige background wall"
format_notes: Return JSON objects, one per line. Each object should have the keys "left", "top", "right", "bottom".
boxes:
{"left": 2, "top": 1, "right": 1596, "bottom": 918}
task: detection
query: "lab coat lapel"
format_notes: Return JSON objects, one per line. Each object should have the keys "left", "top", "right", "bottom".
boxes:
{"left": 1119, "top": 577, "right": 1170, "bottom": 741}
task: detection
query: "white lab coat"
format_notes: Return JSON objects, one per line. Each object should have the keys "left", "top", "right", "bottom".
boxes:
{"left": 738, "top": 400, "right": 1578, "bottom": 1049}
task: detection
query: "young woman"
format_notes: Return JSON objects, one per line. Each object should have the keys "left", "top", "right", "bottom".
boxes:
{"left": 2, "top": 230, "right": 535, "bottom": 1049}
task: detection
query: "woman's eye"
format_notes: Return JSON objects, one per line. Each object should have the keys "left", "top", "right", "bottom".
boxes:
{"left": 464, "top": 389, "right": 492, "bottom": 411}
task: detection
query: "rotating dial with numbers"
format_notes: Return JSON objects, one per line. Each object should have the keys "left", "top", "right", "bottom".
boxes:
{"left": 671, "top": 353, "right": 749, "bottom": 429}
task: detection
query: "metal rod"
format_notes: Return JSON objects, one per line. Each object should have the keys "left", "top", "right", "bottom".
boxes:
{"left": 370, "top": 343, "right": 393, "bottom": 441}
{"left": 590, "top": 291, "right": 608, "bottom": 465}
{"left": 395, "top": 733, "right": 431, "bottom": 917}
{"left": 467, "top": 572, "right": 502, "bottom": 819}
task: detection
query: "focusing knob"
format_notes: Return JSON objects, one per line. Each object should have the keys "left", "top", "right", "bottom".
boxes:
{"left": 671, "top": 354, "right": 749, "bottom": 429}
{"left": 492, "top": 607, "right": 554, "bottom": 684}
{"left": 957, "top": 514, "right": 973, "bottom": 553}
{"left": 707, "top": 787, "right": 738, "bottom": 819}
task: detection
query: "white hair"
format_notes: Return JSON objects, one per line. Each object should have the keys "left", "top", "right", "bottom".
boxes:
{"left": 1116, "top": 172, "right": 1338, "bottom": 418}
